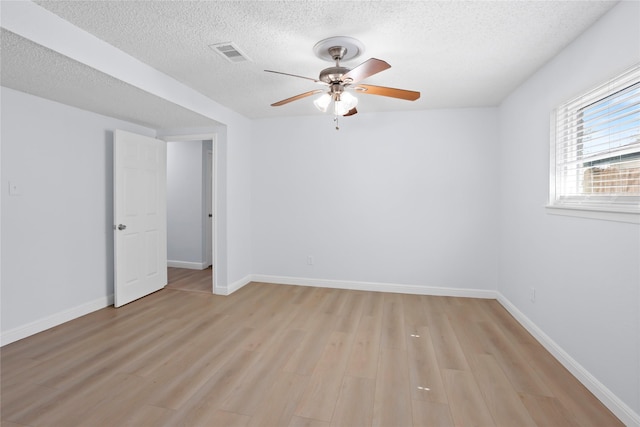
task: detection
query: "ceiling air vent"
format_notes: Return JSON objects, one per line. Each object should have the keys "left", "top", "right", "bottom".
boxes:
{"left": 209, "top": 42, "right": 251, "bottom": 63}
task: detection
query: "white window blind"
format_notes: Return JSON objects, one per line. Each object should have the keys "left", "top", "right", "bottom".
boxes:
{"left": 552, "top": 64, "right": 640, "bottom": 213}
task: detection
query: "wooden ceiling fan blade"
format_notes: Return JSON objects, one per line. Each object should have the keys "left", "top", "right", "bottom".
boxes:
{"left": 354, "top": 84, "right": 420, "bottom": 101}
{"left": 343, "top": 107, "right": 358, "bottom": 117}
{"left": 341, "top": 58, "right": 390, "bottom": 85}
{"left": 264, "top": 69, "right": 326, "bottom": 84}
{"left": 271, "top": 89, "right": 324, "bottom": 106}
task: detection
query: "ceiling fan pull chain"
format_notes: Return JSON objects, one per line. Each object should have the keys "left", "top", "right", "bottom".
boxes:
{"left": 334, "top": 115, "right": 340, "bottom": 130}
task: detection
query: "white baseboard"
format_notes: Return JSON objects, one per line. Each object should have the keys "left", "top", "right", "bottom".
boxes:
{"left": 167, "top": 260, "right": 208, "bottom": 270}
{"left": 215, "top": 274, "right": 252, "bottom": 296}
{"left": 497, "top": 293, "right": 640, "bottom": 427}
{"left": 1, "top": 294, "right": 113, "bottom": 347}
{"left": 251, "top": 274, "right": 497, "bottom": 299}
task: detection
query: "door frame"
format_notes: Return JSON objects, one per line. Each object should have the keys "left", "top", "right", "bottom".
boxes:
{"left": 205, "top": 149, "right": 213, "bottom": 268}
{"left": 164, "top": 133, "right": 218, "bottom": 294}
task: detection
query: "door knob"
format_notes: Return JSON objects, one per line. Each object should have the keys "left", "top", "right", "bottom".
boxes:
{"left": 208, "top": 214, "right": 213, "bottom": 218}
{"left": 118, "top": 224, "right": 127, "bottom": 230}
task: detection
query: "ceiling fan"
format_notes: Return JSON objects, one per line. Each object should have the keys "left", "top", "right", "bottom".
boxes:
{"left": 265, "top": 36, "right": 420, "bottom": 119}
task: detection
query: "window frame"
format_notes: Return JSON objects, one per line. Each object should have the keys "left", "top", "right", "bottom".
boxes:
{"left": 547, "top": 64, "right": 640, "bottom": 224}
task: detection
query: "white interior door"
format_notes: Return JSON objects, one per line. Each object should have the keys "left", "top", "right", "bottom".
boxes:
{"left": 114, "top": 129, "right": 167, "bottom": 307}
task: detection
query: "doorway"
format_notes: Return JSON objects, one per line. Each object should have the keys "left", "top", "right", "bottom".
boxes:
{"left": 165, "top": 135, "right": 216, "bottom": 293}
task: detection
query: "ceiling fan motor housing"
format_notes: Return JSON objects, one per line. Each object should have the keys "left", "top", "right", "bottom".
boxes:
{"left": 319, "top": 66, "right": 350, "bottom": 84}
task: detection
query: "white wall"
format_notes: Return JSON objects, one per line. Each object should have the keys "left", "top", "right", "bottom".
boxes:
{"left": 1, "top": 87, "right": 155, "bottom": 334}
{"left": 498, "top": 0, "right": 640, "bottom": 421}
{"left": 252, "top": 108, "right": 499, "bottom": 292}
{"left": 167, "top": 140, "right": 205, "bottom": 267}
{"left": 225, "top": 123, "right": 254, "bottom": 291}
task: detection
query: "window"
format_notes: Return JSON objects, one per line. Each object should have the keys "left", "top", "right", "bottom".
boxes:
{"left": 550, "top": 64, "right": 640, "bottom": 219}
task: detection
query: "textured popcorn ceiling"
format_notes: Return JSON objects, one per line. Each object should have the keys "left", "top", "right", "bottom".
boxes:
{"left": 3, "top": 1, "right": 618, "bottom": 125}
{"left": 0, "top": 29, "right": 218, "bottom": 129}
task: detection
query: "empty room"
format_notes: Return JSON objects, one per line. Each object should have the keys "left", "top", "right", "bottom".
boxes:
{"left": 1, "top": 1, "right": 639, "bottom": 426}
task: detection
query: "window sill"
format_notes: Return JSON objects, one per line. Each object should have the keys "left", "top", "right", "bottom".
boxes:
{"left": 545, "top": 205, "right": 640, "bottom": 224}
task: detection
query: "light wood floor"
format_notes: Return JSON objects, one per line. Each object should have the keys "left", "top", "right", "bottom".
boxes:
{"left": 1, "top": 281, "right": 622, "bottom": 426}
{"left": 166, "top": 267, "right": 213, "bottom": 294}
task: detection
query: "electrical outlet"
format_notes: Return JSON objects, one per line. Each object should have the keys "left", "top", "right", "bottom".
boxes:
{"left": 8, "top": 180, "right": 21, "bottom": 196}
{"left": 307, "top": 256, "right": 314, "bottom": 265}
{"left": 529, "top": 287, "right": 536, "bottom": 302}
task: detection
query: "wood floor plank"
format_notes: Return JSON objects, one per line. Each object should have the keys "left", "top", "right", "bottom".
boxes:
{"left": 121, "top": 405, "right": 178, "bottom": 426}
{"left": 0, "top": 357, "right": 41, "bottom": 387}
{"left": 240, "top": 284, "right": 298, "bottom": 330}
{"left": 187, "top": 409, "right": 251, "bottom": 427}
{"left": 222, "top": 329, "right": 306, "bottom": 416}
{"left": 470, "top": 354, "right": 537, "bottom": 427}
{"left": 30, "top": 373, "right": 150, "bottom": 426}
{"left": 330, "top": 376, "right": 375, "bottom": 427}
{"left": 13, "top": 306, "right": 167, "bottom": 386}
{"left": 483, "top": 300, "right": 541, "bottom": 347}
{"left": 119, "top": 315, "right": 231, "bottom": 376}
{"left": 426, "top": 312, "right": 470, "bottom": 371}
{"left": 210, "top": 283, "right": 269, "bottom": 317}
{"left": 372, "top": 347, "right": 412, "bottom": 427}
{"left": 519, "top": 393, "right": 581, "bottom": 427}
{"left": 166, "top": 266, "right": 213, "bottom": 293}
{"left": 60, "top": 373, "right": 153, "bottom": 426}
{"left": 406, "top": 326, "right": 448, "bottom": 404}
{"left": 1, "top": 272, "right": 624, "bottom": 427}
{"left": 345, "top": 315, "right": 382, "bottom": 379}
{"left": 472, "top": 320, "right": 553, "bottom": 397}
{"left": 289, "top": 415, "right": 330, "bottom": 427}
{"left": 411, "top": 400, "right": 455, "bottom": 427}
{"left": 146, "top": 325, "right": 253, "bottom": 410}
{"left": 446, "top": 303, "right": 491, "bottom": 361}
{"left": 401, "top": 293, "right": 430, "bottom": 334}
{"left": 334, "top": 290, "right": 365, "bottom": 333}
{"left": 361, "top": 290, "right": 384, "bottom": 318}
{"left": 247, "top": 372, "right": 309, "bottom": 427}
{"left": 442, "top": 368, "right": 496, "bottom": 427}
{"left": 239, "top": 325, "right": 281, "bottom": 353}
{"left": 0, "top": 381, "right": 59, "bottom": 425}
{"left": 130, "top": 314, "right": 232, "bottom": 378}
{"left": 288, "top": 287, "right": 333, "bottom": 331}
{"left": 169, "top": 349, "right": 262, "bottom": 425}
{"left": 239, "top": 293, "right": 305, "bottom": 353}
{"left": 0, "top": 421, "right": 29, "bottom": 427}
{"left": 4, "top": 299, "right": 166, "bottom": 362}
{"left": 295, "top": 331, "right": 354, "bottom": 422}
{"left": 519, "top": 340, "right": 624, "bottom": 427}
{"left": 212, "top": 410, "right": 252, "bottom": 427}
{"left": 283, "top": 316, "right": 335, "bottom": 375}
{"left": 38, "top": 315, "right": 192, "bottom": 390}
{"left": 321, "top": 288, "right": 348, "bottom": 315}
{"left": 380, "top": 294, "right": 406, "bottom": 350}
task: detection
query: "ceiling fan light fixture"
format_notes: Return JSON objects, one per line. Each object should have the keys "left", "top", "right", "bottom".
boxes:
{"left": 313, "top": 93, "right": 332, "bottom": 112}
{"left": 266, "top": 36, "right": 419, "bottom": 123}
{"left": 333, "top": 92, "right": 358, "bottom": 116}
